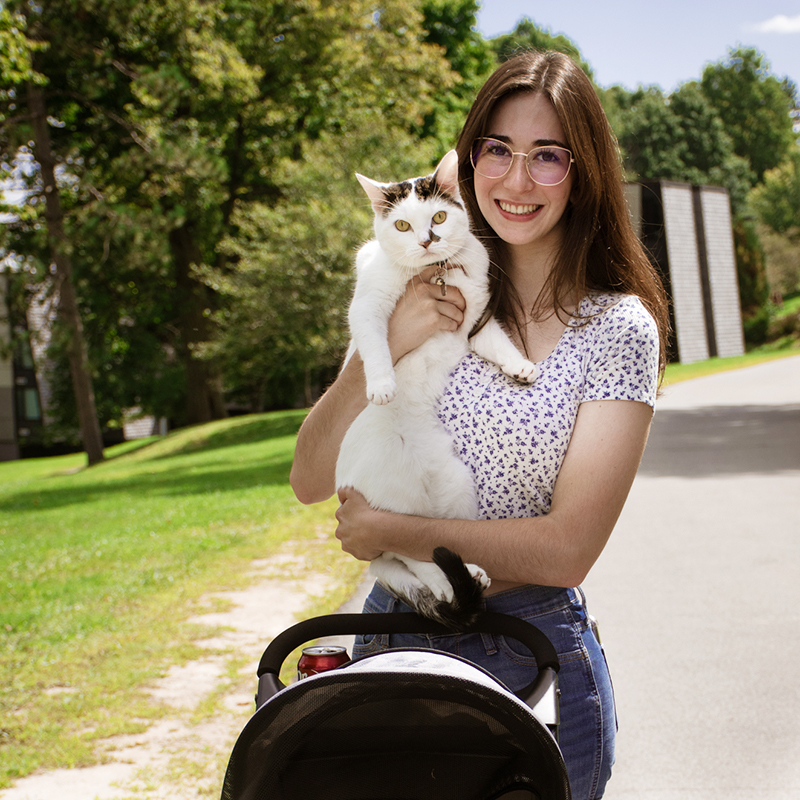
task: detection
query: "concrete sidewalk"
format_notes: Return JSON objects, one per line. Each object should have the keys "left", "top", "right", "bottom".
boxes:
{"left": 583, "top": 355, "right": 800, "bottom": 799}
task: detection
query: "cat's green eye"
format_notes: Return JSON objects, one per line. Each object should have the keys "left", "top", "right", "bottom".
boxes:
{"left": 432, "top": 211, "right": 447, "bottom": 224}
{"left": 395, "top": 220, "right": 410, "bottom": 232}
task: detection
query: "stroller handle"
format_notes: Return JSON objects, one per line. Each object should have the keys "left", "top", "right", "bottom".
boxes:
{"left": 256, "top": 611, "right": 561, "bottom": 715}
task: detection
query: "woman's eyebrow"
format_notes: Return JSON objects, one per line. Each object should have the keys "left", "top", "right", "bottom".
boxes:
{"left": 485, "top": 134, "right": 570, "bottom": 149}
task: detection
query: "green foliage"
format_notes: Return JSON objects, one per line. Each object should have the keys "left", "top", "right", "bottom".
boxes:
{"left": 1, "top": 0, "right": 456, "bottom": 429}
{"left": 610, "top": 83, "right": 753, "bottom": 212}
{"left": 756, "top": 224, "right": 800, "bottom": 297}
{"left": 489, "top": 16, "right": 593, "bottom": 79}
{"left": 3, "top": 9, "right": 798, "bottom": 421}
{"left": 667, "top": 82, "right": 754, "bottom": 210}
{"left": 701, "top": 47, "right": 798, "bottom": 182}
{"left": 750, "top": 150, "right": 800, "bottom": 297}
{"left": 610, "top": 86, "right": 686, "bottom": 181}
{"left": 210, "top": 119, "right": 439, "bottom": 409}
{"left": 733, "top": 217, "right": 770, "bottom": 342}
{"left": 417, "top": 0, "right": 495, "bottom": 150}
{"left": 0, "top": 7, "right": 46, "bottom": 92}
{"left": 749, "top": 148, "right": 800, "bottom": 239}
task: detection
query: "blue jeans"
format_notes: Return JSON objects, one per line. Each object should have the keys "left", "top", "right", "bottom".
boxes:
{"left": 353, "top": 581, "right": 616, "bottom": 800}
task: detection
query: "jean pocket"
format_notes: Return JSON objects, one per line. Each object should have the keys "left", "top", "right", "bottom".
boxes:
{"left": 352, "top": 631, "right": 390, "bottom": 659}
{"left": 494, "top": 634, "right": 539, "bottom": 665}
{"left": 497, "top": 605, "right": 586, "bottom": 666}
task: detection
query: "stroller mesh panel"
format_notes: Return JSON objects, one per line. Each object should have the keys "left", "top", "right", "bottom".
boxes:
{"left": 222, "top": 670, "right": 570, "bottom": 800}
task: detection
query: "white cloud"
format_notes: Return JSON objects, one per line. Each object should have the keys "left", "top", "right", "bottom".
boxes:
{"left": 753, "top": 14, "right": 800, "bottom": 33}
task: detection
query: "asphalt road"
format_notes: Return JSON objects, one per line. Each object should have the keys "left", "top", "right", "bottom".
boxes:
{"left": 332, "top": 355, "right": 800, "bottom": 799}
{"left": 583, "top": 354, "right": 800, "bottom": 799}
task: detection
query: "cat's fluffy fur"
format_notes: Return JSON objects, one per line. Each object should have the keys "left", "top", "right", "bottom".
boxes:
{"left": 335, "top": 150, "right": 537, "bottom": 628}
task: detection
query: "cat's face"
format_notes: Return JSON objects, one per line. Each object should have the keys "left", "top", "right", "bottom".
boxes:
{"left": 357, "top": 151, "right": 472, "bottom": 275}
{"left": 372, "top": 178, "right": 469, "bottom": 273}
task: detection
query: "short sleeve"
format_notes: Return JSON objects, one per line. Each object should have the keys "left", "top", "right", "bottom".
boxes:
{"left": 581, "top": 296, "right": 660, "bottom": 408}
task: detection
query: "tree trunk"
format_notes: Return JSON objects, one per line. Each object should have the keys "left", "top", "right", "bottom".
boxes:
{"left": 26, "top": 80, "right": 105, "bottom": 465}
{"left": 169, "top": 223, "right": 228, "bottom": 425}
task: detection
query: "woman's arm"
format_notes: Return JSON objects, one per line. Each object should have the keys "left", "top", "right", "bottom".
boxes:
{"left": 290, "top": 269, "right": 467, "bottom": 504}
{"left": 334, "top": 398, "right": 653, "bottom": 588}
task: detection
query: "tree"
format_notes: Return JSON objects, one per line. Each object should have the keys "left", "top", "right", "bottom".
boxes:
{"left": 210, "top": 117, "right": 440, "bottom": 410}
{"left": 416, "top": 0, "right": 495, "bottom": 152}
{"left": 749, "top": 149, "right": 800, "bottom": 239}
{"left": 610, "top": 86, "right": 686, "bottom": 182}
{"left": 1, "top": 5, "right": 105, "bottom": 462}
{"left": 749, "top": 148, "right": 800, "bottom": 297}
{"left": 609, "top": 82, "right": 753, "bottom": 213}
{"left": 701, "top": 47, "right": 798, "bottom": 183}
{"left": 489, "top": 16, "right": 594, "bottom": 78}
{"left": 3, "top": 0, "right": 455, "bottom": 432}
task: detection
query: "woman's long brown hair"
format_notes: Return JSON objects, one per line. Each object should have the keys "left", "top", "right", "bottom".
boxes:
{"left": 456, "top": 51, "right": 670, "bottom": 377}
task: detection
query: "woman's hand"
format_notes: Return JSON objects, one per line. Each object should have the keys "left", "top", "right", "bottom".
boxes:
{"left": 388, "top": 265, "right": 466, "bottom": 364}
{"left": 335, "top": 486, "right": 386, "bottom": 562}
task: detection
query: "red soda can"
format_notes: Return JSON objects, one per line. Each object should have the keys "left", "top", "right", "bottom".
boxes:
{"left": 297, "top": 645, "right": 350, "bottom": 680}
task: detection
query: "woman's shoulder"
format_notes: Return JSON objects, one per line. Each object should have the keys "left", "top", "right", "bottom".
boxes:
{"left": 575, "top": 292, "right": 658, "bottom": 336}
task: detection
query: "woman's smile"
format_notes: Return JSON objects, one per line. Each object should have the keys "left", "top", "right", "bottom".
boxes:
{"left": 497, "top": 200, "right": 542, "bottom": 216}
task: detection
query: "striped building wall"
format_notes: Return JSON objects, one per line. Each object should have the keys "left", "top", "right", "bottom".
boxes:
{"left": 660, "top": 183, "right": 710, "bottom": 364}
{"left": 631, "top": 180, "right": 744, "bottom": 365}
{"left": 699, "top": 187, "right": 745, "bottom": 358}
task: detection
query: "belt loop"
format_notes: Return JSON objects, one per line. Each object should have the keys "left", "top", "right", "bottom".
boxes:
{"left": 479, "top": 595, "right": 497, "bottom": 654}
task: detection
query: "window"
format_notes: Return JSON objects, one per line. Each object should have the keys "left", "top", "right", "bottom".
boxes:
{"left": 15, "top": 387, "right": 41, "bottom": 421}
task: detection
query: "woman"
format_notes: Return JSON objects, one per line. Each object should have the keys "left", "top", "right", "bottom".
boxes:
{"left": 290, "top": 51, "right": 669, "bottom": 799}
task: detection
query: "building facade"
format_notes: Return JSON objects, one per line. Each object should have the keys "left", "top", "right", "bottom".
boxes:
{"left": 627, "top": 180, "right": 745, "bottom": 364}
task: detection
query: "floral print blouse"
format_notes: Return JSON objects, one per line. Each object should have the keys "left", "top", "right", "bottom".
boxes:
{"left": 437, "top": 293, "right": 660, "bottom": 520}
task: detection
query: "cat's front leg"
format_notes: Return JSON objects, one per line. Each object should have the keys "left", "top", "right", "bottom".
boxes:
{"left": 470, "top": 318, "right": 538, "bottom": 384}
{"left": 348, "top": 283, "right": 402, "bottom": 405}
{"left": 350, "top": 313, "right": 398, "bottom": 404}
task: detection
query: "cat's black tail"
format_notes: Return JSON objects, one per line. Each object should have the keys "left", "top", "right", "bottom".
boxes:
{"left": 428, "top": 546, "right": 486, "bottom": 631}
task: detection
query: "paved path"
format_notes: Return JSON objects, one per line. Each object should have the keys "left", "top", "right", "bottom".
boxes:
{"left": 582, "top": 355, "right": 800, "bottom": 799}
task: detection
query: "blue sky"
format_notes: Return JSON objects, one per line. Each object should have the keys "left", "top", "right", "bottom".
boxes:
{"left": 475, "top": 1, "right": 800, "bottom": 93}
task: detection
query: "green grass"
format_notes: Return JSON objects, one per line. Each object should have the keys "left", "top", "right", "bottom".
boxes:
{"left": 777, "top": 290, "right": 800, "bottom": 316}
{"left": 2, "top": 343, "right": 798, "bottom": 787}
{"left": 663, "top": 341, "right": 800, "bottom": 386}
{"left": 0, "top": 410, "right": 363, "bottom": 788}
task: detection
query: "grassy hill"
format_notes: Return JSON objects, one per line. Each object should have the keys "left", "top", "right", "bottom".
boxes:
{"left": 0, "top": 410, "right": 362, "bottom": 786}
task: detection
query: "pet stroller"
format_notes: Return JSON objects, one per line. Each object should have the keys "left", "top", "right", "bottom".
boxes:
{"left": 221, "top": 611, "right": 572, "bottom": 799}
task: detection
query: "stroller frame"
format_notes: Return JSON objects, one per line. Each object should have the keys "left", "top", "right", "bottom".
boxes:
{"left": 222, "top": 611, "right": 572, "bottom": 800}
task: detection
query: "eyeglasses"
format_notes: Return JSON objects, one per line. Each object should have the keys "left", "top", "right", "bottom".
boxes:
{"left": 470, "top": 138, "right": 575, "bottom": 186}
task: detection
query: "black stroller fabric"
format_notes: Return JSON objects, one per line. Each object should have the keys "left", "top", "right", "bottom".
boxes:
{"left": 221, "top": 645, "right": 571, "bottom": 800}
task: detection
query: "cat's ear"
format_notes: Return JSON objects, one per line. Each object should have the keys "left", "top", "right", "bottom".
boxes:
{"left": 356, "top": 173, "right": 390, "bottom": 213}
{"left": 433, "top": 150, "right": 460, "bottom": 198}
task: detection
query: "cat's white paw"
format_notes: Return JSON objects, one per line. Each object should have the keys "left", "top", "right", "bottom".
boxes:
{"left": 465, "top": 563, "right": 491, "bottom": 591}
{"left": 426, "top": 570, "right": 456, "bottom": 602}
{"left": 408, "top": 561, "right": 454, "bottom": 602}
{"left": 366, "top": 376, "right": 397, "bottom": 405}
{"left": 502, "top": 359, "right": 538, "bottom": 384}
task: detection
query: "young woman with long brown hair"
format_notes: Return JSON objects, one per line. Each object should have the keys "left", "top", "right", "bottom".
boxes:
{"left": 291, "top": 51, "right": 669, "bottom": 799}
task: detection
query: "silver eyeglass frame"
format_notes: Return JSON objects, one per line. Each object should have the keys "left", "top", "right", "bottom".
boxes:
{"left": 471, "top": 138, "right": 575, "bottom": 186}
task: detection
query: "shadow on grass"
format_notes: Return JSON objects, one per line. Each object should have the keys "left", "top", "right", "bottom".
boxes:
{"left": 1, "top": 414, "right": 309, "bottom": 514}
{"left": 1, "top": 455, "right": 296, "bottom": 513}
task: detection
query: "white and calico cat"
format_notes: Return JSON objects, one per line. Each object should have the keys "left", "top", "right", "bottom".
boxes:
{"left": 335, "top": 150, "right": 537, "bottom": 628}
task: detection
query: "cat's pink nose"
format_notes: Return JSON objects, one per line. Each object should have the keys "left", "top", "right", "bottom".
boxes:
{"left": 421, "top": 230, "right": 441, "bottom": 248}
